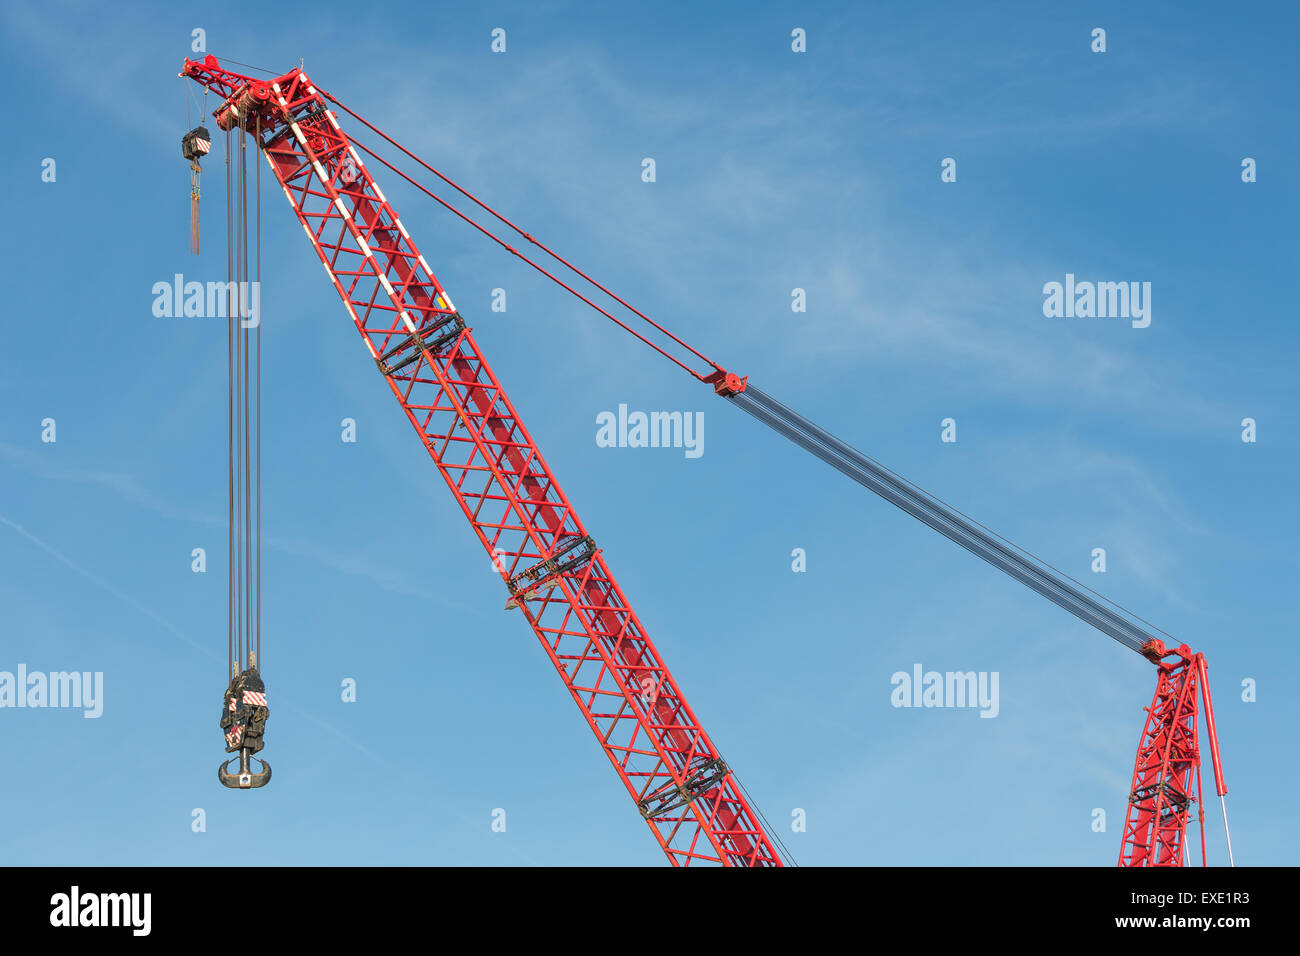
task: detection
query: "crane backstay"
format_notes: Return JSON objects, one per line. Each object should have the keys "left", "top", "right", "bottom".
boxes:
{"left": 179, "top": 54, "right": 1232, "bottom": 864}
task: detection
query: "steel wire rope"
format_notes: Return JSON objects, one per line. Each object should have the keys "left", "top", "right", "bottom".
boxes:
{"left": 225, "top": 127, "right": 235, "bottom": 678}
{"left": 730, "top": 385, "right": 1173, "bottom": 653}
{"left": 343, "top": 136, "right": 707, "bottom": 381}
{"left": 322, "top": 90, "right": 721, "bottom": 375}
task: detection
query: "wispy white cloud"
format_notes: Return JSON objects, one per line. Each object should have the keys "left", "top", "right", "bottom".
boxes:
{"left": 0, "top": 441, "right": 211, "bottom": 523}
{"left": 1, "top": 0, "right": 177, "bottom": 145}
{"left": 0, "top": 443, "right": 471, "bottom": 610}
{"left": 332, "top": 40, "right": 1233, "bottom": 430}
{"left": 0, "top": 511, "right": 213, "bottom": 658}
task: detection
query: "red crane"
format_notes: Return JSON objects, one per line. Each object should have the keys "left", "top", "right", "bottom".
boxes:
{"left": 180, "top": 55, "right": 1232, "bottom": 867}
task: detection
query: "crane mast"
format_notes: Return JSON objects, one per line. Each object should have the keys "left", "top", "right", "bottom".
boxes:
{"left": 181, "top": 57, "right": 783, "bottom": 866}
{"left": 181, "top": 55, "right": 1231, "bottom": 867}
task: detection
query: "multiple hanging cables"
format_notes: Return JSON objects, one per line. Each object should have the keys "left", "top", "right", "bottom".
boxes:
{"left": 214, "top": 118, "right": 272, "bottom": 789}
{"left": 183, "top": 77, "right": 270, "bottom": 788}
{"left": 224, "top": 120, "right": 262, "bottom": 680}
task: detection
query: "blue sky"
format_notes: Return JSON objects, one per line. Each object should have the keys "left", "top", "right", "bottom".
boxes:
{"left": 1, "top": 0, "right": 1295, "bottom": 865}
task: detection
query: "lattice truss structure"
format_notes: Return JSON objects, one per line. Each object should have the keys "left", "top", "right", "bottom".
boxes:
{"left": 181, "top": 57, "right": 782, "bottom": 867}
{"left": 1120, "top": 645, "right": 1208, "bottom": 867}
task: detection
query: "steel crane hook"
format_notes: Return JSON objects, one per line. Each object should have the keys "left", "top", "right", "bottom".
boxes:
{"left": 219, "top": 748, "right": 272, "bottom": 789}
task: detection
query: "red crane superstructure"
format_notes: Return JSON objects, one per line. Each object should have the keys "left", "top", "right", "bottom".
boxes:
{"left": 180, "top": 56, "right": 1232, "bottom": 867}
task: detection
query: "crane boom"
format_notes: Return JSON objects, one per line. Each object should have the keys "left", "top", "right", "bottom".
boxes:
{"left": 180, "top": 57, "right": 784, "bottom": 866}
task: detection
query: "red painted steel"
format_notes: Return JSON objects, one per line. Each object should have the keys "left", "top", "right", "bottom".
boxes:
{"left": 1119, "top": 640, "right": 1223, "bottom": 866}
{"left": 181, "top": 56, "right": 782, "bottom": 866}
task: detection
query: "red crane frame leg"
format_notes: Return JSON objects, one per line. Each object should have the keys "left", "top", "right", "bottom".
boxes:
{"left": 1119, "top": 642, "right": 1205, "bottom": 866}
{"left": 181, "top": 57, "right": 782, "bottom": 866}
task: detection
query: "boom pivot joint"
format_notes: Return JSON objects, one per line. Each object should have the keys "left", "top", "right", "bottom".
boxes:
{"left": 1139, "top": 638, "right": 1195, "bottom": 667}
{"left": 703, "top": 367, "right": 748, "bottom": 397}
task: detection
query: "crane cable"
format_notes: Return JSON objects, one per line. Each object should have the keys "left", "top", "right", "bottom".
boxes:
{"left": 1221, "top": 795, "right": 1236, "bottom": 866}
{"left": 728, "top": 385, "right": 1168, "bottom": 654}
{"left": 323, "top": 90, "right": 726, "bottom": 383}
{"left": 225, "top": 126, "right": 234, "bottom": 674}
{"left": 326, "top": 109, "right": 1179, "bottom": 657}
{"left": 345, "top": 134, "right": 710, "bottom": 382}
{"left": 256, "top": 113, "right": 262, "bottom": 674}
{"left": 732, "top": 772, "right": 798, "bottom": 866}
{"left": 216, "top": 119, "right": 271, "bottom": 788}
